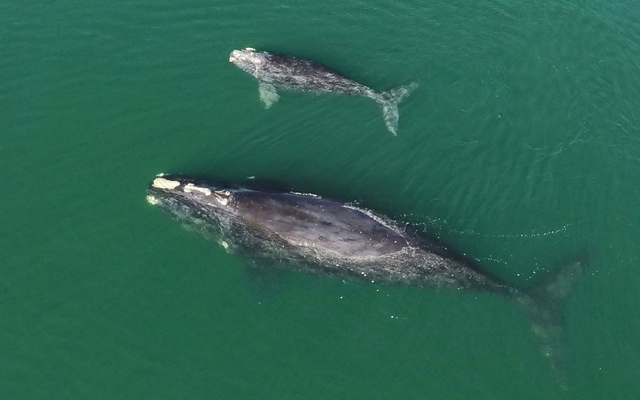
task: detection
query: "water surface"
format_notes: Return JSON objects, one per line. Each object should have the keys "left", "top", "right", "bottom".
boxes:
{"left": 2, "top": 0, "right": 640, "bottom": 398}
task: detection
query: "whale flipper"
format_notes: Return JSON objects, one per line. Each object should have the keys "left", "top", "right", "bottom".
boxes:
{"left": 374, "top": 82, "right": 419, "bottom": 135}
{"left": 259, "top": 81, "right": 279, "bottom": 109}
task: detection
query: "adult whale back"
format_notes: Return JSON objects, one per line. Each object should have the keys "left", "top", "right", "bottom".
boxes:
{"left": 147, "top": 174, "right": 586, "bottom": 385}
{"left": 229, "top": 48, "right": 418, "bottom": 135}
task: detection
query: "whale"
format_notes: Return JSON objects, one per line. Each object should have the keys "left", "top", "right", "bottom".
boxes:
{"left": 146, "top": 174, "right": 586, "bottom": 384}
{"left": 229, "top": 48, "right": 418, "bottom": 135}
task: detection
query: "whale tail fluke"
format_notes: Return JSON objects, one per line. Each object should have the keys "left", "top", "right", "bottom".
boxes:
{"left": 375, "top": 82, "right": 418, "bottom": 135}
{"left": 517, "top": 254, "right": 590, "bottom": 387}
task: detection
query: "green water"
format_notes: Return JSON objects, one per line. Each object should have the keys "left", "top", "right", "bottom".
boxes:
{"left": 2, "top": 0, "right": 640, "bottom": 398}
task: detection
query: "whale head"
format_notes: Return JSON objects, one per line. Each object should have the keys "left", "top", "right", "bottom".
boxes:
{"left": 229, "top": 47, "right": 267, "bottom": 77}
{"left": 147, "top": 174, "right": 236, "bottom": 212}
{"left": 146, "top": 174, "right": 243, "bottom": 244}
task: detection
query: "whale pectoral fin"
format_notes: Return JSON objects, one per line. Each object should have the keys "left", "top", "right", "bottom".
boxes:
{"left": 258, "top": 82, "right": 279, "bottom": 109}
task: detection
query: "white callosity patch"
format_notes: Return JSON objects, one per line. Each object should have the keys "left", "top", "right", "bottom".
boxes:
{"left": 213, "top": 191, "right": 229, "bottom": 205}
{"left": 229, "top": 48, "right": 265, "bottom": 79}
{"left": 229, "top": 47, "right": 256, "bottom": 62}
{"left": 183, "top": 183, "right": 212, "bottom": 196}
{"left": 152, "top": 177, "right": 180, "bottom": 190}
{"left": 220, "top": 240, "right": 230, "bottom": 252}
{"left": 146, "top": 195, "right": 159, "bottom": 205}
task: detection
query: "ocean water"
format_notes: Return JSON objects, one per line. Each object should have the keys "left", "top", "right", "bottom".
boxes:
{"left": 2, "top": 0, "right": 640, "bottom": 398}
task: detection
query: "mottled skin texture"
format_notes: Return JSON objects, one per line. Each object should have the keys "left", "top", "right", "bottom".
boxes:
{"left": 233, "top": 191, "right": 407, "bottom": 257}
{"left": 229, "top": 48, "right": 418, "bottom": 135}
{"left": 230, "top": 49, "right": 373, "bottom": 96}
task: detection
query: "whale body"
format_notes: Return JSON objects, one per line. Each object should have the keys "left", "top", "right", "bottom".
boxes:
{"left": 229, "top": 48, "right": 418, "bottom": 135}
{"left": 146, "top": 174, "right": 585, "bottom": 383}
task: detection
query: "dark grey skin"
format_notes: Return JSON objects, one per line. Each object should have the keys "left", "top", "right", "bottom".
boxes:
{"left": 147, "top": 174, "right": 509, "bottom": 291}
{"left": 147, "top": 174, "right": 585, "bottom": 385}
{"left": 229, "top": 48, "right": 418, "bottom": 135}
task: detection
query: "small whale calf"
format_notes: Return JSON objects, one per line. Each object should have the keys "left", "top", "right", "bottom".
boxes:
{"left": 229, "top": 47, "right": 418, "bottom": 135}
{"left": 147, "top": 174, "right": 586, "bottom": 383}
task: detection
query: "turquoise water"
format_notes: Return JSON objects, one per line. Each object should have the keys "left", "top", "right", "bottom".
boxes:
{"left": 2, "top": 0, "right": 640, "bottom": 398}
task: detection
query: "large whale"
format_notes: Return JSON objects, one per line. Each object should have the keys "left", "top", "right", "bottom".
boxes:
{"left": 146, "top": 174, "right": 585, "bottom": 383}
{"left": 229, "top": 48, "right": 418, "bottom": 135}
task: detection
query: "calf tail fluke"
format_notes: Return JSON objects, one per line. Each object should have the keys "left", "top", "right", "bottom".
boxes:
{"left": 375, "top": 82, "right": 418, "bottom": 135}
{"left": 517, "top": 256, "right": 589, "bottom": 387}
